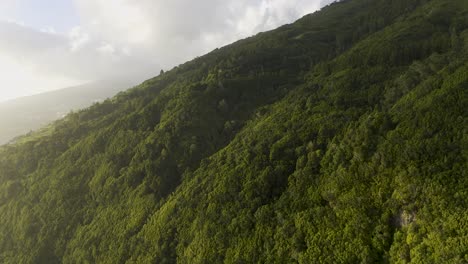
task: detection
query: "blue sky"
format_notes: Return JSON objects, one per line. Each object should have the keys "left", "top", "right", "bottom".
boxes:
{"left": 0, "top": 0, "right": 79, "bottom": 32}
{"left": 0, "top": 0, "right": 334, "bottom": 102}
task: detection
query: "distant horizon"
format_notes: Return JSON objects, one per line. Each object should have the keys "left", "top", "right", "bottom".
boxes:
{"left": 0, "top": 79, "right": 137, "bottom": 104}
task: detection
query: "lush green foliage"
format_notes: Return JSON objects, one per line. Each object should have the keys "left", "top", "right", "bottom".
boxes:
{"left": 0, "top": 0, "right": 467, "bottom": 263}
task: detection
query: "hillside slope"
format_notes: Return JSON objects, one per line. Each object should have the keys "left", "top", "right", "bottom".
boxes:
{"left": 0, "top": 0, "right": 467, "bottom": 263}
{"left": 0, "top": 80, "right": 133, "bottom": 145}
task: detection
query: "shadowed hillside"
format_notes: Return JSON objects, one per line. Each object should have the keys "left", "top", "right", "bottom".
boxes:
{"left": 0, "top": 0, "right": 467, "bottom": 263}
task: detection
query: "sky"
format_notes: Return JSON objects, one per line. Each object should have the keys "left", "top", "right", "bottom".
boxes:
{"left": 0, "top": 0, "right": 335, "bottom": 102}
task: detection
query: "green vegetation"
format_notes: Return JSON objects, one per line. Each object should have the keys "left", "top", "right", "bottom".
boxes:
{"left": 0, "top": 0, "right": 467, "bottom": 263}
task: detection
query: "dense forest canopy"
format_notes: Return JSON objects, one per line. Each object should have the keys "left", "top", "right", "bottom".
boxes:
{"left": 0, "top": 0, "right": 467, "bottom": 263}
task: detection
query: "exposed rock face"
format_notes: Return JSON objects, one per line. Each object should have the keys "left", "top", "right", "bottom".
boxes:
{"left": 393, "top": 209, "right": 416, "bottom": 228}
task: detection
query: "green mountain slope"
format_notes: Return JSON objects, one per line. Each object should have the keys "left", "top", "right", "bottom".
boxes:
{"left": 0, "top": 80, "right": 134, "bottom": 145}
{"left": 0, "top": 0, "right": 467, "bottom": 263}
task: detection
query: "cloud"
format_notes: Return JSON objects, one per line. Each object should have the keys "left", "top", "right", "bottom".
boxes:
{"left": 321, "top": 0, "right": 339, "bottom": 7}
{"left": 0, "top": 0, "right": 20, "bottom": 21}
{"left": 97, "top": 43, "right": 116, "bottom": 55}
{"left": 0, "top": 21, "right": 157, "bottom": 81}
{"left": 0, "top": 0, "right": 334, "bottom": 100}
{"left": 73, "top": 0, "right": 326, "bottom": 67}
{"left": 0, "top": 51, "right": 81, "bottom": 102}
{"left": 69, "top": 26, "right": 90, "bottom": 51}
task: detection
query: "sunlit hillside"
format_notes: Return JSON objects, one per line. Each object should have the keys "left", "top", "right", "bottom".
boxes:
{"left": 0, "top": 0, "right": 467, "bottom": 263}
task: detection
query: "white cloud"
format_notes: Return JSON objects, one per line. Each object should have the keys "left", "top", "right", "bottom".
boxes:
{"left": 0, "top": 20, "right": 155, "bottom": 100}
{"left": 97, "top": 43, "right": 115, "bottom": 55}
{"left": 40, "top": 26, "right": 57, "bottom": 34}
{"left": 0, "top": 0, "right": 334, "bottom": 101}
{"left": 69, "top": 26, "right": 90, "bottom": 51}
{"left": 73, "top": 0, "right": 326, "bottom": 67}
{"left": 0, "top": 0, "right": 20, "bottom": 21}
{"left": 0, "top": 53, "right": 82, "bottom": 102}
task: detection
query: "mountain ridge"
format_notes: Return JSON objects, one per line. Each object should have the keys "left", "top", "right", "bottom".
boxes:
{"left": 0, "top": 0, "right": 467, "bottom": 263}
